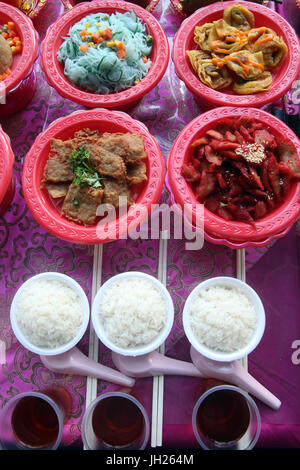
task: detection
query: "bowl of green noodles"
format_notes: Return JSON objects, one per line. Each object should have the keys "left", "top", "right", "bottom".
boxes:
{"left": 41, "top": 0, "right": 169, "bottom": 110}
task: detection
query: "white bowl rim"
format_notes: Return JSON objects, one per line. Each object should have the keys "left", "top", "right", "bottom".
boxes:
{"left": 91, "top": 271, "right": 174, "bottom": 357}
{"left": 182, "top": 276, "right": 266, "bottom": 362}
{"left": 10, "top": 272, "right": 90, "bottom": 356}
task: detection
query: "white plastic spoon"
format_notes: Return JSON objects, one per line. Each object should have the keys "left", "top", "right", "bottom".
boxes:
{"left": 112, "top": 348, "right": 281, "bottom": 410}
{"left": 190, "top": 346, "right": 281, "bottom": 410}
{"left": 111, "top": 350, "right": 203, "bottom": 378}
{"left": 40, "top": 347, "right": 135, "bottom": 387}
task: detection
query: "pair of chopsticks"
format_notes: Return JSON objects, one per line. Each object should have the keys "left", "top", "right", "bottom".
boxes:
{"left": 87, "top": 239, "right": 168, "bottom": 448}
{"left": 85, "top": 245, "right": 103, "bottom": 411}
{"left": 151, "top": 236, "right": 168, "bottom": 447}
{"left": 150, "top": 245, "right": 248, "bottom": 446}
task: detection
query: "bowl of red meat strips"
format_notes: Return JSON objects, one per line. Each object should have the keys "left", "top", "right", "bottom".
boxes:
{"left": 167, "top": 107, "right": 300, "bottom": 248}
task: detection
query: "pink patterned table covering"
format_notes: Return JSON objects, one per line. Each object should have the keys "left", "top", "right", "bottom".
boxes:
{"left": 0, "top": 0, "right": 299, "bottom": 449}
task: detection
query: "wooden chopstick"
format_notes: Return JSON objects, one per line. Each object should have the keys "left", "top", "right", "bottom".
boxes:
{"left": 151, "top": 235, "right": 168, "bottom": 447}
{"left": 85, "top": 245, "right": 103, "bottom": 410}
{"left": 236, "top": 248, "right": 248, "bottom": 370}
{"left": 157, "top": 237, "right": 168, "bottom": 446}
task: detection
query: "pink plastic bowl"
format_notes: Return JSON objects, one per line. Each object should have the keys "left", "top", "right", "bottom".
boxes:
{"left": 22, "top": 108, "right": 165, "bottom": 245}
{"left": 172, "top": 0, "right": 300, "bottom": 109}
{"left": 0, "top": 127, "right": 15, "bottom": 215}
{"left": 40, "top": 0, "right": 169, "bottom": 110}
{"left": 167, "top": 107, "right": 300, "bottom": 248}
{"left": 0, "top": 2, "right": 38, "bottom": 117}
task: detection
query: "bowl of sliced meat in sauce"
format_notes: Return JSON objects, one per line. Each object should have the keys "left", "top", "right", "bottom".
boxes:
{"left": 167, "top": 107, "right": 300, "bottom": 248}
{"left": 22, "top": 109, "right": 164, "bottom": 244}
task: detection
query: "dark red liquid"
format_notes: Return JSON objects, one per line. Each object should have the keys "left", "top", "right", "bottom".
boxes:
{"left": 92, "top": 396, "right": 144, "bottom": 447}
{"left": 196, "top": 389, "right": 251, "bottom": 444}
{"left": 45, "top": 386, "right": 72, "bottom": 421}
{"left": 11, "top": 396, "right": 59, "bottom": 448}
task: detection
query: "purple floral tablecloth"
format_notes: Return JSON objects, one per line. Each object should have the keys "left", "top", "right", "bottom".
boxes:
{"left": 0, "top": 0, "right": 299, "bottom": 450}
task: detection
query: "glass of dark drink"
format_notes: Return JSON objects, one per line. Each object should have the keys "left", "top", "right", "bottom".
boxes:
{"left": 0, "top": 391, "right": 66, "bottom": 450}
{"left": 81, "top": 391, "right": 150, "bottom": 450}
{"left": 192, "top": 384, "right": 261, "bottom": 450}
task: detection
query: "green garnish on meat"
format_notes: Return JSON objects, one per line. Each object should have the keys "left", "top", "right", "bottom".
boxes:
{"left": 69, "top": 146, "right": 103, "bottom": 190}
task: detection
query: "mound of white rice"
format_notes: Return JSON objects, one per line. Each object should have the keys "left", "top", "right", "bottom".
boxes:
{"left": 15, "top": 278, "right": 84, "bottom": 349}
{"left": 189, "top": 285, "right": 257, "bottom": 353}
{"left": 99, "top": 277, "right": 168, "bottom": 348}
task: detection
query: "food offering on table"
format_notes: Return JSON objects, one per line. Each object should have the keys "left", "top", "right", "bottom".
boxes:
{"left": 172, "top": 1, "right": 300, "bottom": 109}
{"left": 57, "top": 10, "right": 153, "bottom": 94}
{"left": 98, "top": 277, "right": 168, "bottom": 349}
{"left": 0, "top": 2, "right": 38, "bottom": 117}
{"left": 183, "top": 277, "right": 266, "bottom": 362}
{"left": 42, "top": 128, "right": 148, "bottom": 226}
{"left": 22, "top": 109, "right": 164, "bottom": 244}
{"left": 189, "top": 283, "right": 257, "bottom": 353}
{"left": 167, "top": 107, "right": 300, "bottom": 247}
{"left": 40, "top": 0, "right": 169, "bottom": 110}
{"left": 186, "top": 4, "right": 287, "bottom": 94}
{"left": 92, "top": 272, "right": 174, "bottom": 356}
{"left": 181, "top": 115, "right": 300, "bottom": 226}
{"left": 0, "top": 21, "right": 22, "bottom": 80}
{"left": 10, "top": 273, "right": 90, "bottom": 355}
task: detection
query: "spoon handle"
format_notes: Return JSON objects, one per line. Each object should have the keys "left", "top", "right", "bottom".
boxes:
{"left": 150, "top": 351, "right": 203, "bottom": 377}
{"left": 77, "top": 358, "right": 136, "bottom": 387}
{"left": 231, "top": 361, "right": 281, "bottom": 410}
{"left": 41, "top": 348, "right": 135, "bottom": 387}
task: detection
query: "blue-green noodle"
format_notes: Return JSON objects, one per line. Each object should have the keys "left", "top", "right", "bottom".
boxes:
{"left": 57, "top": 10, "right": 153, "bottom": 94}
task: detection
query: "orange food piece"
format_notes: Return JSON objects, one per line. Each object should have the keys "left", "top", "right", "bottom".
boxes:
{"left": 254, "top": 34, "right": 274, "bottom": 46}
{"left": 80, "top": 44, "right": 88, "bottom": 53}
{"left": 12, "top": 44, "right": 22, "bottom": 54}
{"left": 102, "top": 28, "right": 112, "bottom": 40}
{"left": 92, "top": 32, "right": 100, "bottom": 42}
{"left": 115, "top": 40, "right": 126, "bottom": 59}
{"left": 117, "top": 50, "right": 126, "bottom": 59}
{"left": 0, "top": 68, "right": 11, "bottom": 81}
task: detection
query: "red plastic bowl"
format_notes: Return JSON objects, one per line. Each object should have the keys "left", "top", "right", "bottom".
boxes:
{"left": 22, "top": 109, "right": 165, "bottom": 245}
{"left": 172, "top": 0, "right": 300, "bottom": 109}
{"left": 0, "top": 2, "right": 38, "bottom": 96}
{"left": 0, "top": 126, "right": 15, "bottom": 215}
{"left": 40, "top": 0, "right": 169, "bottom": 110}
{"left": 167, "top": 107, "right": 300, "bottom": 248}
